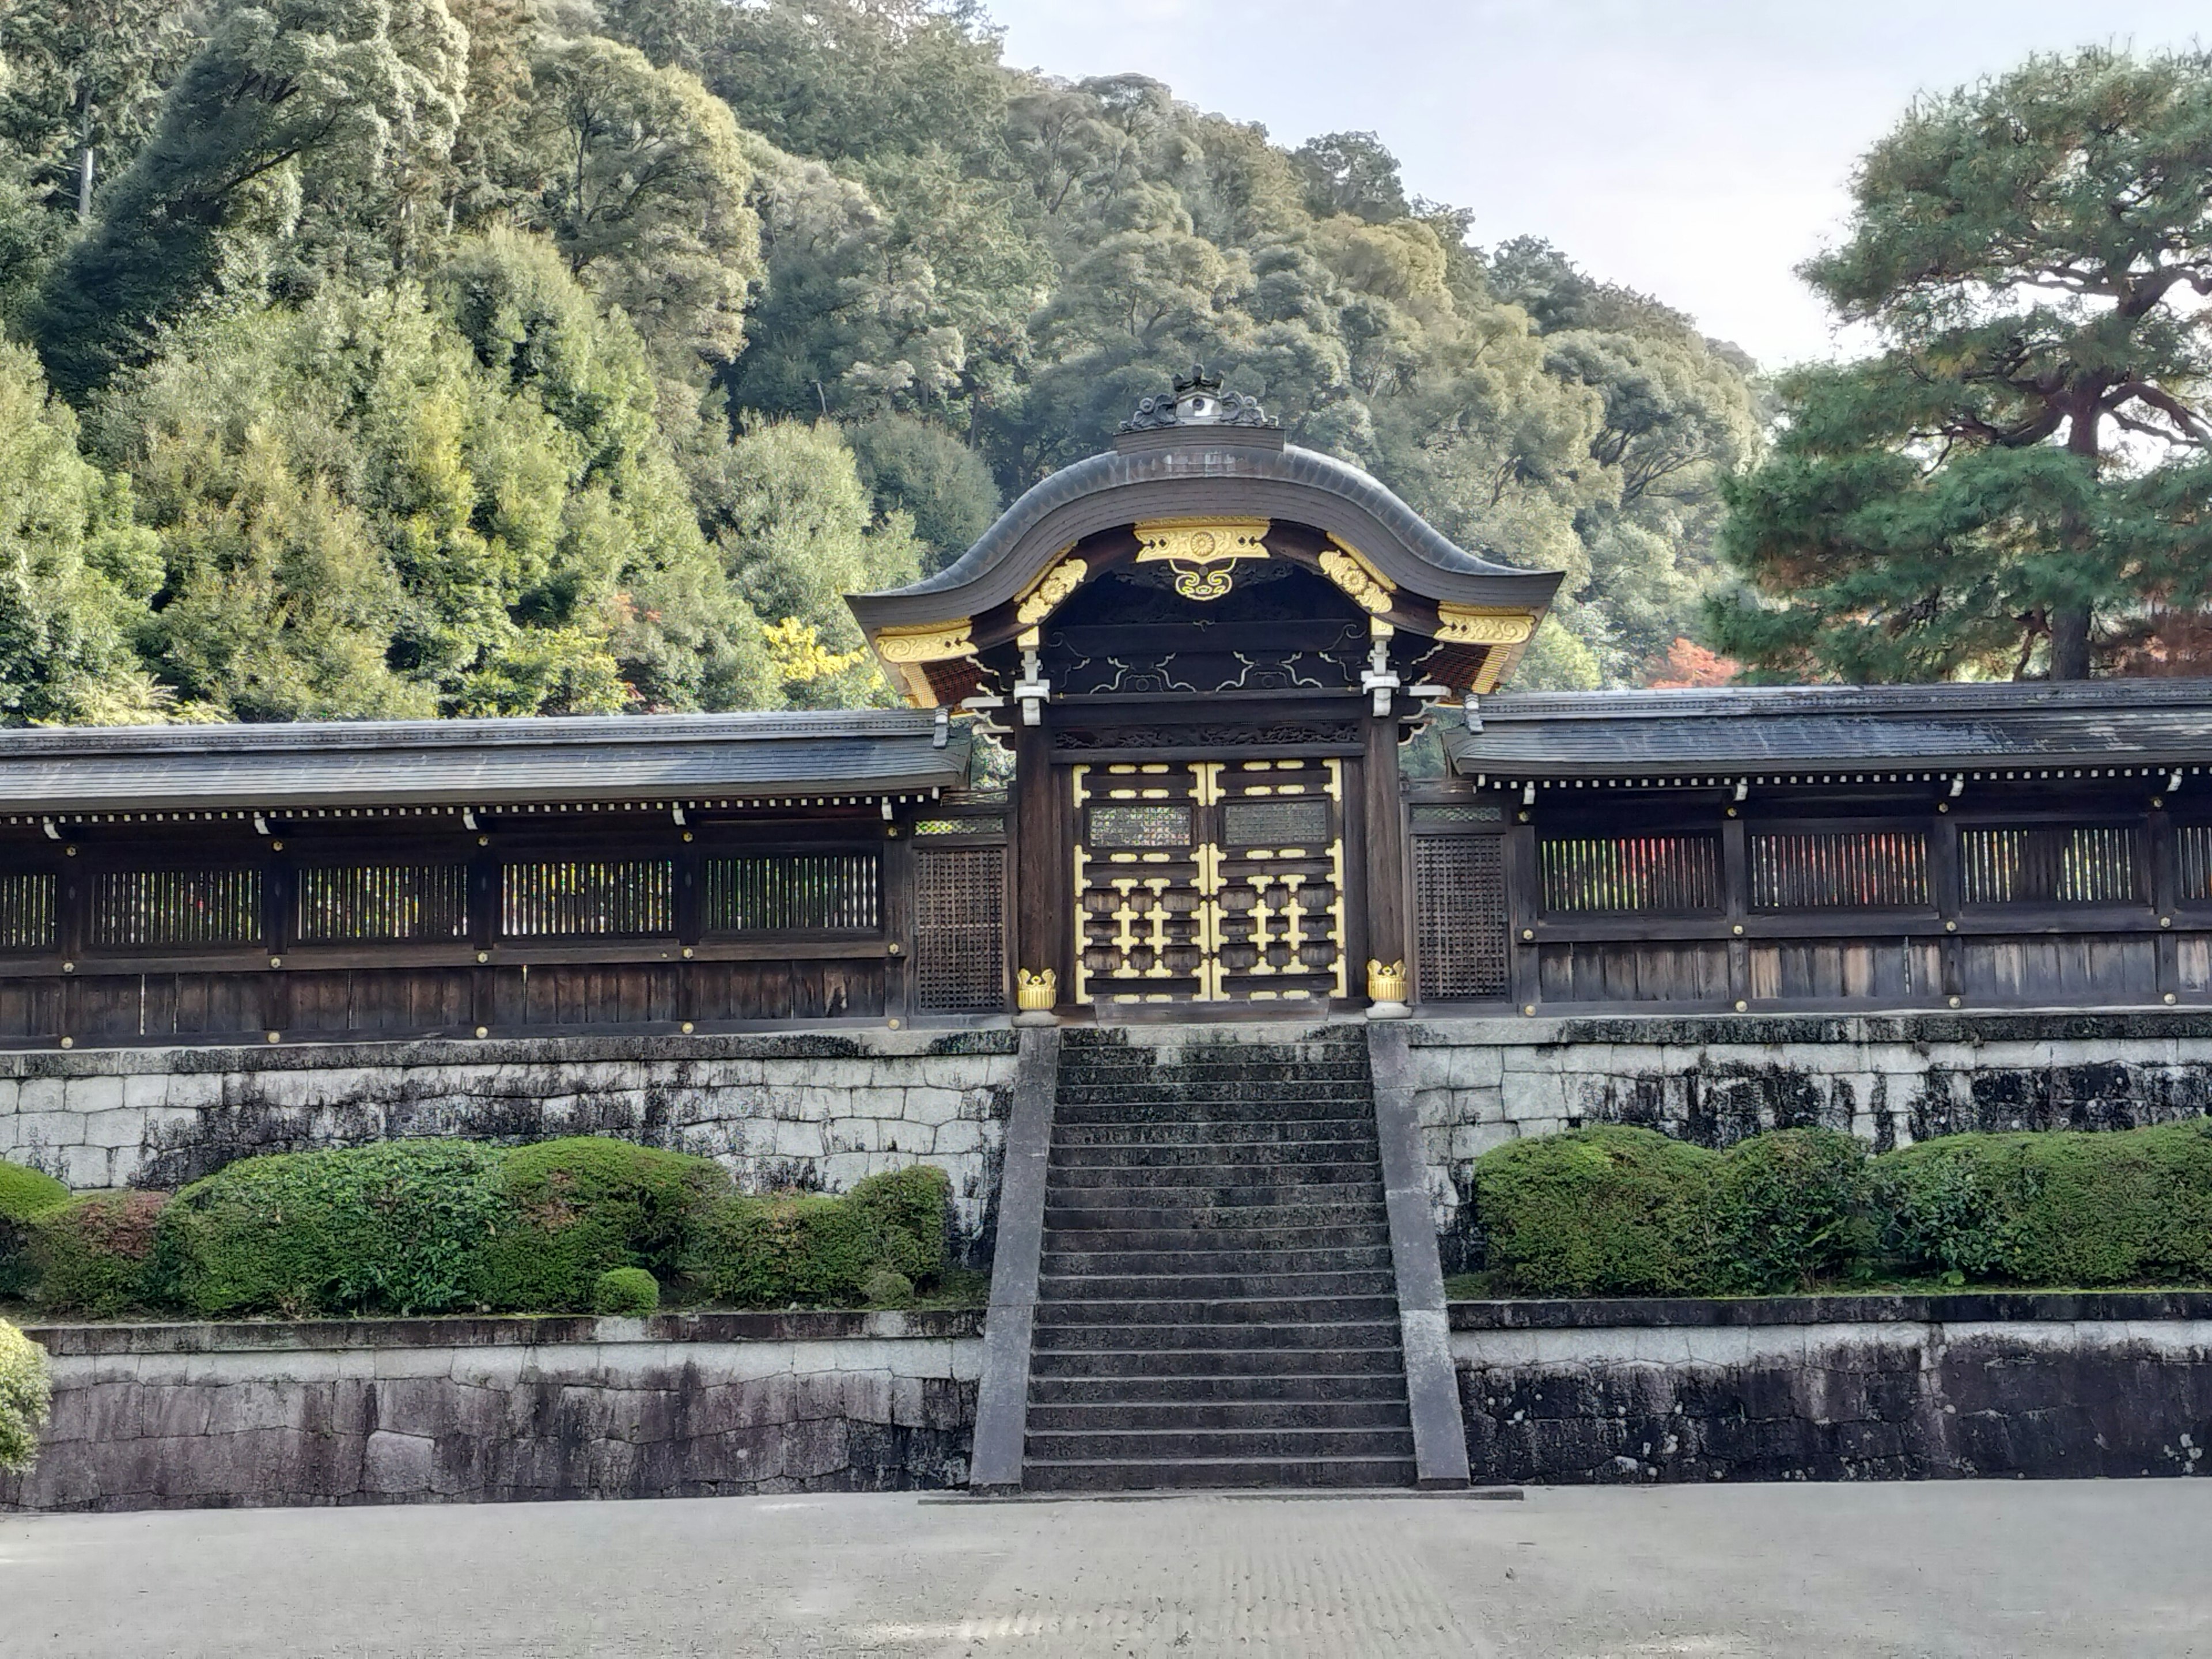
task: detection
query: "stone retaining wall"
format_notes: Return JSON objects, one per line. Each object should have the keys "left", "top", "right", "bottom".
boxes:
{"left": 0, "top": 1310, "right": 982, "bottom": 1512}
{"left": 0, "top": 1031, "right": 1017, "bottom": 1256}
{"left": 1452, "top": 1293, "right": 2212, "bottom": 1484}
{"left": 1408, "top": 1012, "right": 2212, "bottom": 1247}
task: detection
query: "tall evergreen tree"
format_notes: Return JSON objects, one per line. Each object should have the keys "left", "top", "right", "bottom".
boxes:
{"left": 1712, "top": 48, "right": 2212, "bottom": 682}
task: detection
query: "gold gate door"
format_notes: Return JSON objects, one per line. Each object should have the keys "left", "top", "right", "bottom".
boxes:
{"left": 1072, "top": 759, "right": 1347, "bottom": 1006}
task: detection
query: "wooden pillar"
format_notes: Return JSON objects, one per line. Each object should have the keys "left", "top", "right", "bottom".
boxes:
{"left": 1012, "top": 715, "right": 1062, "bottom": 1011}
{"left": 1363, "top": 711, "right": 1407, "bottom": 1005}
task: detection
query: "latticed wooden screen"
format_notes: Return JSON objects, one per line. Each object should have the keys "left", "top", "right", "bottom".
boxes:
{"left": 1539, "top": 834, "right": 1721, "bottom": 914}
{"left": 1960, "top": 826, "right": 2141, "bottom": 906}
{"left": 704, "top": 853, "right": 880, "bottom": 933}
{"left": 92, "top": 869, "right": 263, "bottom": 949}
{"left": 913, "top": 845, "right": 1005, "bottom": 1012}
{"left": 0, "top": 873, "right": 57, "bottom": 952}
{"left": 296, "top": 865, "right": 470, "bottom": 943}
{"left": 1750, "top": 831, "right": 1929, "bottom": 910}
{"left": 2179, "top": 825, "right": 2212, "bottom": 901}
{"left": 1414, "top": 836, "right": 1508, "bottom": 999}
{"left": 501, "top": 859, "right": 674, "bottom": 937}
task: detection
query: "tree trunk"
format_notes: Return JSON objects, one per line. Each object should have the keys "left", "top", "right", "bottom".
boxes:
{"left": 2049, "top": 604, "right": 2092, "bottom": 681}
{"left": 76, "top": 90, "right": 95, "bottom": 224}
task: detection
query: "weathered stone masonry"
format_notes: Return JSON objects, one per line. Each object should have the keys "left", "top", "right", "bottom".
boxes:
{"left": 0, "top": 1310, "right": 983, "bottom": 1513}
{"left": 0, "top": 1030, "right": 1018, "bottom": 1257}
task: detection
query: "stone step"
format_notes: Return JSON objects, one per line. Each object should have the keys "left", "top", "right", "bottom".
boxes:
{"left": 1059, "top": 1056, "right": 1370, "bottom": 1077}
{"left": 1051, "top": 1097, "right": 1374, "bottom": 1124}
{"left": 1041, "top": 1223, "right": 1393, "bottom": 1254}
{"left": 1040, "top": 1244, "right": 1395, "bottom": 1277}
{"left": 1049, "top": 1139, "right": 1380, "bottom": 1169}
{"left": 1028, "top": 1372, "right": 1409, "bottom": 1407}
{"left": 1032, "top": 1294, "right": 1399, "bottom": 1327}
{"left": 1041, "top": 1200, "right": 1388, "bottom": 1231}
{"left": 1038, "top": 1269, "right": 1397, "bottom": 1301}
{"left": 1028, "top": 1345, "right": 1405, "bottom": 1380}
{"left": 1024, "top": 1399, "right": 1413, "bottom": 1433}
{"left": 1052, "top": 1119, "right": 1376, "bottom": 1148}
{"left": 1029, "top": 1319, "right": 1403, "bottom": 1354}
{"left": 1022, "top": 1456, "right": 1418, "bottom": 1493}
{"left": 1025, "top": 1426, "right": 1415, "bottom": 1463}
{"left": 1046, "top": 1163, "right": 1381, "bottom": 1192}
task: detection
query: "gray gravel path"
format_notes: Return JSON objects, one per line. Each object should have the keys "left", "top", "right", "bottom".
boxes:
{"left": 3, "top": 1482, "right": 2207, "bottom": 1657}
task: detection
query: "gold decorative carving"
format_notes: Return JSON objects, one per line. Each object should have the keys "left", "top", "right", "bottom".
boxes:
{"left": 1016, "top": 968, "right": 1058, "bottom": 1011}
{"left": 1134, "top": 517, "right": 1270, "bottom": 605}
{"left": 1318, "top": 536, "right": 1396, "bottom": 614}
{"left": 1017, "top": 552, "right": 1088, "bottom": 627}
{"left": 1366, "top": 959, "right": 1408, "bottom": 1002}
{"left": 1434, "top": 604, "right": 1537, "bottom": 646}
{"left": 873, "top": 622, "right": 974, "bottom": 662}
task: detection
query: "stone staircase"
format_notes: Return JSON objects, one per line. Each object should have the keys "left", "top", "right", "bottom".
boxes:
{"left": 1021, "top": 1025, "right": 1418, "bottom": 1491}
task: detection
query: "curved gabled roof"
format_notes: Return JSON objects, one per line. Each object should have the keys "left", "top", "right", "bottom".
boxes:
{"left": 847, "top": 426, "right": 1562, "bottom": 636}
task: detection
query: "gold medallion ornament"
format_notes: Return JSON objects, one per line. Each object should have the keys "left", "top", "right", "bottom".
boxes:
{"left": 1317, "top": 536, "right": 1396, "bottom": 615}
{"left": 872, "top": 622, "right": 975, "bottom": 662}
{"left": 1134, "top": 517, "right": 1270, "bottom": 604}
{"left": 1433, "top": 604, "right": 1536, "bottom": 646}
{"left": 1016, "top": 553, "right": 1088, "bottom": 627}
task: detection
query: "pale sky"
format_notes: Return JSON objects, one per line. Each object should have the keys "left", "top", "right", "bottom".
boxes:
{"left": 980, "top": 1, "right": 2207, "bottom": 370}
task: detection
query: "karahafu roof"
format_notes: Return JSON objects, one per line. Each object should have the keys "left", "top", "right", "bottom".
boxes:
{"left": 0, "top": 710, "right": 972, "bottom": 817}
{"left": 1446, "top": 680, "right": 2212, "bottom": 781}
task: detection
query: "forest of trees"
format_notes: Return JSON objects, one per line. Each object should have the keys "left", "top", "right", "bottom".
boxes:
{"left": 0, "top": 0, "right": 1763, "bottom": 724}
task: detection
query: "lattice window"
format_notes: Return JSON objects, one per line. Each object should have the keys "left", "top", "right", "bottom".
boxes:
{"left": 1088, "top": 805, "right": 1191, "bottom": 847}
{"left": 913, "top": 846, "right": 1004, "bottom": 1012}
{"left": 914, "top": 818, "right": 1002, "bottom": 836}
{"left": 1415, "top": 836, "right": 1508, "bottom": 1000}
{"left": 2180, "top": 825, "right": 2212, "bottom": 901}
{"left": 296, "top": 865, "right": 469, "bottom": 944}
{"left": 1961, "top": 825, "right": 2142, "bottom": 907}
{"left": 0, "top": 873, "right": 57, "bottom": 952}
{"left": 92, "top": 869, "right": 263, "bottom": 949}
{"left": 1411, "top": 804, "right": 1505, "bottom": 828}
{"left": 1751, "top": 831, "right": 1929, "bottom": 910}
{"left": 501, "top": 859, "right": 673, "bottom": 937}
{"left": 1539, "top": 834, "right": 1721, "bottom": 914}
{"left": 705, "top": 853, "right": 880, "bottom": 934}
{"left": 1222, "top": 800, "right": 1328, "bottom": 846}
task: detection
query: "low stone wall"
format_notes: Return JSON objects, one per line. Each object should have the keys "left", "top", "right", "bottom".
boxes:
{"left": 0, "top": 1031, "right": 1017, "bottom": 1255}
{"left": 0, "top": 1310, "right": 982, "bottom": 1512}
{"left": 1408, "top": 1010, "right": 2212, "bottom": 1248}
{"left": 1452, "top": 1293, "right": 2212, "bottom": 1484}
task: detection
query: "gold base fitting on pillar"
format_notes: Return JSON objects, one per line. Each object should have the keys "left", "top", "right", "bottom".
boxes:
{"left": 1014, "top": 967, "right": 1059, "bottom": 1025}
{"left": 1365, "top": 958, "right": 1411, "bottom": 1020}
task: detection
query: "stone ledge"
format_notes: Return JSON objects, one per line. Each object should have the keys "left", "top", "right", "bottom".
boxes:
{"left": 1447, "top": 1290, "right": 2212, "bottom": 1329}
{"left": 20, "top": 1308, "right": 987, "bottom": 1357}
{"left": 1407, "top": 1009, "right": 2212, "bottom": 1047}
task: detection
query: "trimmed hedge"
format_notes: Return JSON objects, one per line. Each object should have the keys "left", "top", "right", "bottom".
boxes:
{"left": 0, "top": 1160, "right": 70, "bottom": 1300}
{"left": 0, "top": 1317, "right": 50, "bottom": 1474}
{"left": 1467, "top": 1119, "right": 2212, "bottom": 1296}
{"left": 478, "top": 1138, "right": 727, "bottom": 1313}
{"left": 158, "top": 1141, "right": 509, "bottom": 1317}
{"left": 688, "top": 1165, "right": 951, "bottom": 1306}
{"left": 31, "top": 1191, "right": 171, "bottom": 1317}
{"left": 592, "top": 1267, "right": 661, "bottom": 1316}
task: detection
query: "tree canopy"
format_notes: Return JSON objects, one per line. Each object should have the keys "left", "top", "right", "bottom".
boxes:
{"left": 0, "top": 0, "right": 1764, "bottom": 723}
{"left": 1711, "top": 47, "right": 2212, "bottom": 683}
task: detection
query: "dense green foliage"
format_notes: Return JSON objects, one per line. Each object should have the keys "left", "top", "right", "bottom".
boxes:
{"left": 0, "top": 1316, "right": 50, "bottom": 1474}
{"left": 0, "top": 0, "right": 1759, "bottom": 722}
{"left": 1713, "top": 48, "right": 2212, "bottom": 683}
{"left": 28, "top": 1188, "right": 167, "bottom": 1316}
{"left": 591, "top": 1266, "right": 661, "bottom": 1316}
{"left": 477, "top": 1137, "right": 724, "bottom": 1313}
{"left": 0, "top": 1158, "right": 70, "bottom": 1298}
{"left": 687, "top": 1164, "right": 950, "bottom": 1306}
{"left": 1465, "top": 1120, "right": 2212, "bottom": 1295}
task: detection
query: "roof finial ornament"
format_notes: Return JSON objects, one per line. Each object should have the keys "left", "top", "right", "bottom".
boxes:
{"left": 1120, "top": 363, "right": 1277, "bottom": 433}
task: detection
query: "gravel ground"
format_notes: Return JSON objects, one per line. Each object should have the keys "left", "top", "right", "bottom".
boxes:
{"left": 3, "top": 1482, "right": 2207, "bottom": 1657}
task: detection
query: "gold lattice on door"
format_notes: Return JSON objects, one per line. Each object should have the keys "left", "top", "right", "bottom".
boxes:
{"left": 1072, "top": 759, "right": 1346, "bottom": 1005}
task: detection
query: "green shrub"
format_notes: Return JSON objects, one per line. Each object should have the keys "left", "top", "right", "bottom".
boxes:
{"left": 688, "top": 1163, "right": 952, "bottom": 1307}
{"left": 1466, "top": 1126, "right": 1713, "bottom": 1297}
{"left": 31, "top": 1191, "right": 169, "bottom": 1317}
{"left": 1705, "top": 1128, "right": 1869, "bottom": 1294}
{"left": 1870, "top": 1121, "right": 2212, "bottom": 1287}
{"left": 0, "top": 1318, "right": 50, "bottom": 1475}
{"left": 476, "top": 1138, "right": 727, "bottom": 1313}
{"left": 861, "top": 1266, "right": 914, "bottom": 1308}
{"left": 0, "top": 1160, "right": 70, "bottom": 1300}
{"left": 591, "top": 1267, "right": 660, "bottom": 1316}
{"left": 157, "top": 1140, "right": 506, "bottom": 1317}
